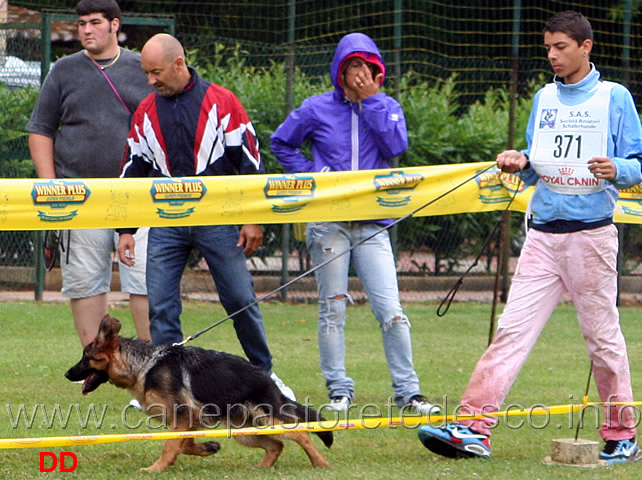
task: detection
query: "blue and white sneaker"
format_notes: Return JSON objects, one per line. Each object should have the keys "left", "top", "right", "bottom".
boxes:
{"left": 418, "top": 423, "right": 491, "bottom": 459}
{"left": 599, "top": 437, "right": 640, "bottom": 465}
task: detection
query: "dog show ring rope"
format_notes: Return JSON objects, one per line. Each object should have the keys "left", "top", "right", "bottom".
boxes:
{"left": 1, "top": 400, "right": 641, "bottom": 450}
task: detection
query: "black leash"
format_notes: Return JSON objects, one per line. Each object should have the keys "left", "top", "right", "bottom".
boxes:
{"left": 175, "top": 162, "right": 498, "bottom": 346}
{"left": 575, "top": 361, "right": 593, "bottom": 441}
{"left": 42, "top": 230, "right": 60, "bottom": 271}
{"left": 436, "top": 172, "right": 523, "bottom": 317}
{"left": 436, "top": 219, "right": 503, "bottom": 317}
{"left": 42, "top": 230, "right": 71, "bottom": 271}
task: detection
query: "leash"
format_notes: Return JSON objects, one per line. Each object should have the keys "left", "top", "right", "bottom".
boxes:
{"left": 436, "top": 219, "right": 503, "bottom": 317}
{"left": 436, "top": 172, "right": 523, "bottom": 317}
{"left": 42, "top": 230, "right": 71, "bottom": 271}
{"left": 575, "top": 360, "right": 593, "bottom": 441}
{"left": 175, "top": 162, "right": 499, "bottom": 346}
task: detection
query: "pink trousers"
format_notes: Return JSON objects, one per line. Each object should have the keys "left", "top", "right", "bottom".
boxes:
{"left": 460, "top": 225, "right": 636, "bottom": 441}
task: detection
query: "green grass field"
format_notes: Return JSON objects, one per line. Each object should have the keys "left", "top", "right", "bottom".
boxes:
{"left": 1, "top": 298, "right": 641, "bottom": 479}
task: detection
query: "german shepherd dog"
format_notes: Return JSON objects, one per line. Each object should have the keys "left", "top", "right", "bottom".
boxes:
{"left": 65, "top": 315, "right": 332, "bottom": 472}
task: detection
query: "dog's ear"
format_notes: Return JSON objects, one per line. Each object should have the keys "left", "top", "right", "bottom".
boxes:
{"left": 95, "top": 315, "right": 122, "bottom": 351}
{"left": 100, "top": 315, "right": 122, "bottom": 334}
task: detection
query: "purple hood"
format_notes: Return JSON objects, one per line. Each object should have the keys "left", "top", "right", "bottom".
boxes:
{"left": 271, "top": 31, "right": 407, "bottom": 197}
{"left": 330, "top": 33, "right": 386, "bottom": 93}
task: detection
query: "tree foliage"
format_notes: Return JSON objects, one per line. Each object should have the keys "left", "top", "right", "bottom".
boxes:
{"left": 0, "top": 47, "right": 543, "bottom": 274}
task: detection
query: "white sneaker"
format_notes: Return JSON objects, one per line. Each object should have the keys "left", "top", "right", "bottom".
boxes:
{"left": 326, "top": 396, "right": 351, "bottom": 412}
{"left": 408, "top": 395, "right": 440, "bottom": 415}
{"left": 270, "top": 372, "right": 297, "bottom": 401}
{"left": 128, "top": 398, "right": 143, "bottom": 411}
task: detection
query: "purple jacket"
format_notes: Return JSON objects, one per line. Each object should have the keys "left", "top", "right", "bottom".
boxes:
{"left": 270, "top": 33, "right": 408, "bottom": 174}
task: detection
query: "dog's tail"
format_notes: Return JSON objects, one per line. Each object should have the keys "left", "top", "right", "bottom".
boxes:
{"left": 279, "top": 400, "right": 333, "bottom": 448}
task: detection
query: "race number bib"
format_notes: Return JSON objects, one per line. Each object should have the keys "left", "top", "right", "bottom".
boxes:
{"left": 530, "top": 81, "right": 614, "bottom": 194}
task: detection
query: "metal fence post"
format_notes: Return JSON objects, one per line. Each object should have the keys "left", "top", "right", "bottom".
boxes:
{"left": 34, "top": 231, "right": 44, "bottom": 300}
{"left": 390, "top": 0, "right": 403, "bottom": 258}
{"left": 280, "top": 0, "right": 297, "bottom": 300}
{"left": 617, "top": 0, "right": 633, "bottom": 306}
{"left": 490, "top": 0, "right": 522, "bottom": 343}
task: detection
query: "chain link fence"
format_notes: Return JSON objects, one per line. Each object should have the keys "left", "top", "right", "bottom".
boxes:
{"left": 0, "top": 2, "right": 39, "bottom": 287}
{"left": 2, "top": 0, "right": 642, "bottom": 304}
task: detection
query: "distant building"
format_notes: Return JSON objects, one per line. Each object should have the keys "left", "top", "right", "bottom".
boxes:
{"left": 0, "top": 4, "right": 128, "bottom": 88}
{"left": 4, "top": 4, "right": 127, "bottom": 43}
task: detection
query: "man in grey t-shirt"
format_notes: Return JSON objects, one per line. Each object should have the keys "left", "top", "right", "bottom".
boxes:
{"left": 27, "top": 0, "right": 153, "bottom": 347}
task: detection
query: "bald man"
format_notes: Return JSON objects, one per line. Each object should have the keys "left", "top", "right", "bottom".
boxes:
{"left": 139, "top": 33, "right": 192, "bottom": 97}
{"left": 117, "top": 34, "right": 295, "bottom": 401}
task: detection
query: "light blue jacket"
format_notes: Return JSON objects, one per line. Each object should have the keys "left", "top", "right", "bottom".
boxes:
{"left": 520, "top": 66, "right": 642, "bottom": 224}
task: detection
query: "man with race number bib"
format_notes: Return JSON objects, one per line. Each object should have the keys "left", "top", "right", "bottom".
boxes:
{"left": 418, "top": 11, "right": 642, "bottom": 464}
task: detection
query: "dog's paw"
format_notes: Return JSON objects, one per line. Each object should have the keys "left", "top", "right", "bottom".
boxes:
{"left": 139, "top": 464, "right": 167, "bottom": 473}
{"left": 313, "top": 458, "right": 330, "bottom": 468}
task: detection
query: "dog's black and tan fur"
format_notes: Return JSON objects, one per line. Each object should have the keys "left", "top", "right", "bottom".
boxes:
{"left": 65, "top": 315, "right": 332, "bottom": 472}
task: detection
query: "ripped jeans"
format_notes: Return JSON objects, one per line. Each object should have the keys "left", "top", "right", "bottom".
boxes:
{"left": 307, "top": 221, "right": 422, "bottom": 407}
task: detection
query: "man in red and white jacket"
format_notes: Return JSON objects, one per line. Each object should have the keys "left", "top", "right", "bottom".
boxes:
{"left": 118, "top": 33, "right": 294, "bottom": 401}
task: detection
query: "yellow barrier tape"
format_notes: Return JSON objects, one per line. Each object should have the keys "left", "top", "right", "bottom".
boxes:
{"left": 1, "top": 401, "right": 640, "bottom": 450}
{"left": 4, "top": 162, "right": 642, "bottom": 231}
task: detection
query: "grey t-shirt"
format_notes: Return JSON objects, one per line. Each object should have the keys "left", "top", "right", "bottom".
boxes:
{"left": 26, "top": 48, "right": 152, "bottom": 179}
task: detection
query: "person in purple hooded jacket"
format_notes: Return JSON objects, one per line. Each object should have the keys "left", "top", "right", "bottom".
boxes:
{"left": 271, "top": 33, "right": 439, "bottom": 415}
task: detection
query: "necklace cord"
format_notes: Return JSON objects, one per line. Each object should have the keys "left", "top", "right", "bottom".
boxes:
{"left": 87, "top": 48, "right": 131, "bottom": 114}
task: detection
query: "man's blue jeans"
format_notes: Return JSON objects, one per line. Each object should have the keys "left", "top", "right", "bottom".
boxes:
{"left": 307, "top": 221, "right": 422, "bottom": 407}
{"left": 146, "top": 225, "right": 273, "bottom": 372}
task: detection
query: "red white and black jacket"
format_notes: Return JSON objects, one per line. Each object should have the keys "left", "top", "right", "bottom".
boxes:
{"left": 120, "top": 67, "right": 262, "bottom": 179}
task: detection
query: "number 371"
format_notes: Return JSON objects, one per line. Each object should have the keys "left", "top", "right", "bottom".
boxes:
{"left": 553, "top": 134, "right": 582, "bottom": 158}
